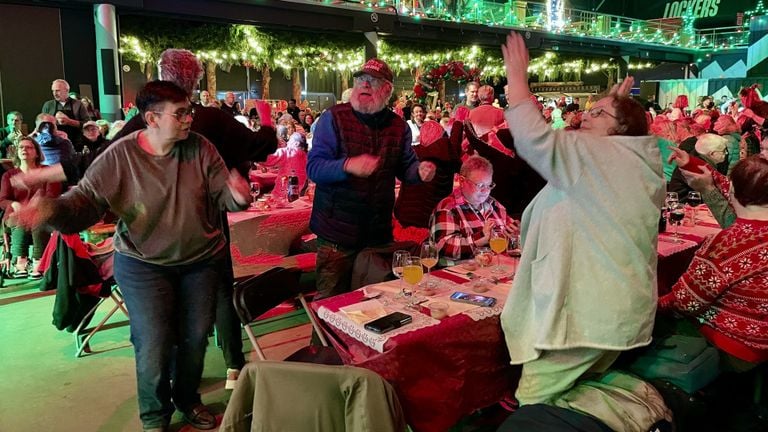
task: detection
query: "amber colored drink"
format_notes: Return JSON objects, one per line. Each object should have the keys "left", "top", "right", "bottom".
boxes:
{"left": 403, "top": 265, "right": 423, "bottom": 285}
{"left": 421, "top": 258, "right": 438, "bottom": 269}
{"left": 489, "top": 237, "right": 508, "bottom": 254}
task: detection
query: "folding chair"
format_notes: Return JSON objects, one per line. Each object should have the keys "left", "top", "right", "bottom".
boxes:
{"left": 74, "top": 282, "right": 129, "bottom": 357}
{"left": 232, "top": 267, "right": 328, "bottom": 360}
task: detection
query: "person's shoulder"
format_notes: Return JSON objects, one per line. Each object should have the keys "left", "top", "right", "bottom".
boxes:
{"left": 435, "top": 192, "right": 459, "bottom": 211}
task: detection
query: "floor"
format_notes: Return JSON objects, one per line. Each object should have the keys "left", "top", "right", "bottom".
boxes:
{"left": 0, "top": 285, "right": 313, "bottom": 432}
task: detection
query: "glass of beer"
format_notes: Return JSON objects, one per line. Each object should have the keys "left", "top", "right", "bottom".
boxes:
{"left": 420, "top": 241, "right": 439, "bottom": 291}
{"left": 489, "top": 226, "right": 508, "bottom": 274}
{"left": 402, "top": 256, "right": 423, "bottom": 307}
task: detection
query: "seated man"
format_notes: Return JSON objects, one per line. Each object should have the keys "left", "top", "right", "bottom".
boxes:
{"left": 430, "top": 155, "right": 517, "bottom": 266}
{"left": 667, "top": 133, "right": 728, "bottom": 200}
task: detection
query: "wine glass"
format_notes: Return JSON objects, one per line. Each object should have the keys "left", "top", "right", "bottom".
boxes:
{"left": 420, "top": 242, "right": 439, "bottom": 291}
{"left": 668, "top": 202, "right": 686, "bottom": 243}
{"left": 392, "top": 250, "right": 410, "bottom": 298}
{"left": 687, "top": 191, "right": 702, "bottom": 224}
{"left": 489, "top": 226, "right": 508, "bottom": 274}
{"left": 249, "top": 182, "right": 261, "bottom": 207}
{"left": 402, "top": 256, "right": 423, "bottom": 307}
{"left": 664, "top": 192, "right": 678, "bottom": 211}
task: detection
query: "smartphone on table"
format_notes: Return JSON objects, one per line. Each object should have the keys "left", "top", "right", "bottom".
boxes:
{"left": 364, "top": 312, "right": 413, "bottom": 334}
{"left": 450, "top": 291, "right": 497, "bottom": 307}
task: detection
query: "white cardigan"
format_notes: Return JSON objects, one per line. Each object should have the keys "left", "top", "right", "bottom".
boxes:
{"left": 500, "top": 102, "right": 665, "bottom": 364}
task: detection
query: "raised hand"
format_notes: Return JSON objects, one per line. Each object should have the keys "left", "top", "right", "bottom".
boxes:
{"left": 500, "top": 32, "right": 530, "bottom": 106}
{"left": 609, "top": 76, "right": 635, "bottom": 97}
{"left": 254, "top": 100, "right": 273, "bottom": 127}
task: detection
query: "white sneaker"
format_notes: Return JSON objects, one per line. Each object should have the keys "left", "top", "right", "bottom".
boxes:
{"left": 225, "top": 368, "right": 240, "bottom": 390}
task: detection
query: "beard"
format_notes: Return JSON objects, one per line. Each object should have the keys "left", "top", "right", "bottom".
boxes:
{"left": 350, "top": 85, "right": 390, "bottom": 114}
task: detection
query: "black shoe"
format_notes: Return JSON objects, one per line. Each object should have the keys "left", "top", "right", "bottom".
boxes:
{"left": 181, "top": 403, "right": 217, "bottom": 430}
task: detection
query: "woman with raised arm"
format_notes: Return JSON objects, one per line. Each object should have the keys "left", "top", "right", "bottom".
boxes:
{"left": 498, "top": 32, "right": 665, "bottom": 406}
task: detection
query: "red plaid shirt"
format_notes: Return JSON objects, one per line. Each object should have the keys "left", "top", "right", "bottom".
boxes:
{"left": 429, "top": 189, "right": 509, "bottom": 265}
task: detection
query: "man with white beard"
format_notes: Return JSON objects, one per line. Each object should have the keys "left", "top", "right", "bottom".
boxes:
{"left": 308, "top": 58, "right": 436, "bottom": 298}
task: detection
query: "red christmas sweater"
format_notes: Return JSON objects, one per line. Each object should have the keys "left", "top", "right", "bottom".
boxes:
{"left": 658, "top": 156, "right": 768, "bottom": 362}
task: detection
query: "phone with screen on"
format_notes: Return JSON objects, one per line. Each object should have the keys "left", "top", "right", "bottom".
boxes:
{"left": 450, "top": 291, "right": 497, "bottom": 307}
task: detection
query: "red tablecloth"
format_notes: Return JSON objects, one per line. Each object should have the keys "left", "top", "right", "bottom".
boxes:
{"left": 311, "top": 277, "right": 518, "bottom": 432}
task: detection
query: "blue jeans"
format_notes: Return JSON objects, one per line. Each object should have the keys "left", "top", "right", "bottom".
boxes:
{"left": 114, "top": 251, "right": 225, "bottom": 428}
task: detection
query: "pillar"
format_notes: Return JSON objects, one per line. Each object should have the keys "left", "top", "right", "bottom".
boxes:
{"left": 94, "top": 4, "right": 121, "bottom": 121}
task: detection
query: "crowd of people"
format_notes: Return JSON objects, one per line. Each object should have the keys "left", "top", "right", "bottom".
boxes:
{"left": 3, "top": 28, "right": 768, "bottom": 431}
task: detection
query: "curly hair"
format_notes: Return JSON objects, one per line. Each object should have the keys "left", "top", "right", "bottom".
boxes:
{"left": 158, "top": 49, "right": 204, "bottom": 95}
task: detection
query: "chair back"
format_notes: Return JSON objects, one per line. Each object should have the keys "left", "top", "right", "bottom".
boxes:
{"left": 232, "top": 267, "right": 301, "bottom": 324}
{"left": 220, "top": 361, "right": 406, "bottom": 432}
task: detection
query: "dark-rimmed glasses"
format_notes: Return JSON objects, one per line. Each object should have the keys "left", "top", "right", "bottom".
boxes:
{"left": 153, "top": 107, "right": 195, "bottom": 122}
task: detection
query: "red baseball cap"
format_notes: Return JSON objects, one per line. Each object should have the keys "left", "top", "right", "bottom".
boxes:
{"left": 353, "top": 58, "right": 394, "bottom": 83}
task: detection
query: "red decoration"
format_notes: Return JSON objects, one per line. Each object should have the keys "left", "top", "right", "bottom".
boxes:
{"left": 412, "top": 60, "right": 482, "bottom": 103}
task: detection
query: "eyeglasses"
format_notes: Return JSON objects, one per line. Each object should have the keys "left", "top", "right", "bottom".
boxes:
{"left": 153, "top": 107, "right": 195, "bottom": 122}
{"left": 462, "top": 177, "right": 496, "bottom": 191}
{"left": 587, "top": 108, "right": 618, "bottom": 119}
{"left": 353, "top": 74, "right": 386, "bottom": 89}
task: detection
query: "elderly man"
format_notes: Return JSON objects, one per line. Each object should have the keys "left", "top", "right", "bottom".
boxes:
{"left": 468, "top": 85, "right": 504, "bottom": 137}
{"left": 220, "top": 92, "right": 241, "bottom": 116}
{"left": 0, "top": 111, "right": 24, "bottom": 157}
{"left": 308, "top": 58, "right": 436, "bottom": 298}
{"left": 667, "top": 133, "right": 729, "bottom": 200}
{"left": 430, "top": 155, "right": 517, "bottom": 265}
{"left": 42, "top": 79, "right": 89, "bottom": 148}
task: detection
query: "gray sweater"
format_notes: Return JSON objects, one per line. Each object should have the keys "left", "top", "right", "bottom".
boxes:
{"left": 49, "top": 130, "right": 246, "bottom": 265}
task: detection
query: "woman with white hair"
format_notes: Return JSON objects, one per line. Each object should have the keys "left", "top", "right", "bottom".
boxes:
{"left": 667, "top": 133, "right": 729, "bottom": 200}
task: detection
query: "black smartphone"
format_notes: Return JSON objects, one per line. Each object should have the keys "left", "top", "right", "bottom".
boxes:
{"left": 364, "top": 312, "right": 413, "bottom": 334}
{"left": 450, "top": 291, "right": 497, "bottom": 307}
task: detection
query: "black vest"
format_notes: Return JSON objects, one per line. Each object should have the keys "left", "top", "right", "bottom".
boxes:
{"left": 310, "top": 104, "right": 407, "bottom": 248}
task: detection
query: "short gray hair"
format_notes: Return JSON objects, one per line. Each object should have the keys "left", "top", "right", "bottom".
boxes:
{"left": 52, "top": 79, "right": 70, "bottom": 90}
{"left": 460, "top": 155, "right": 493, "bottom": 177}
{"left": 478, "top": 85, "right": 495, "bottom": 104}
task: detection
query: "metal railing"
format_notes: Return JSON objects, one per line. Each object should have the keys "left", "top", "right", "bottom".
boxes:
{"left": 293, "top": 0, "right": 748, "bottom": 51}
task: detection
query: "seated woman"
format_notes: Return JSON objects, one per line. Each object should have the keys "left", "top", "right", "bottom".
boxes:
{"left": 261, "top": 132, "right": 308, "bottom": 195}
{"left": 658, "top": 155, "right": 768, "bottom": 371}
{"left": 429, "top": 155, "right": 517, "bottom": 266}
{"left": 0, "top": 136, "right": 62, "bottom": 277}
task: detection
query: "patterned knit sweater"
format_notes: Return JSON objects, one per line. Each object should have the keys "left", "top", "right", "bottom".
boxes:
{"left": 658, "top": 156, "right": 768, "bottom": 362}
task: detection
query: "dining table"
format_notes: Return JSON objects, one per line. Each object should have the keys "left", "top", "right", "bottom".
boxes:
{"left": 311, "top": 256, "right": 521, "bottom": 432}
{"left": 656, "top": 205, "right": 722, "bottom": 295}
{"left": 227, "top": 197, "right": 314, "bottom": 279}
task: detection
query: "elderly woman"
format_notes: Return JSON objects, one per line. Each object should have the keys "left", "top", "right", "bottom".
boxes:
{"left": 659, "top": 155, "right": 768, "bottom": 371}
{"left": 10, "top": 81, "right": 250, "bottom": 432}
{"left": 0, "top": 136, "right": 61, "bottom": 277}
{"left": 499, "top": 32, "right": 665, "bottom": 406}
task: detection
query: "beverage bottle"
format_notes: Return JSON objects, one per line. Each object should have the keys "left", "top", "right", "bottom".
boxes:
{"left": 658, "top": 209, "right": 667, "bottom": 233}
{"left": 287, "top": 169, "right": 300, "bottom": 202}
